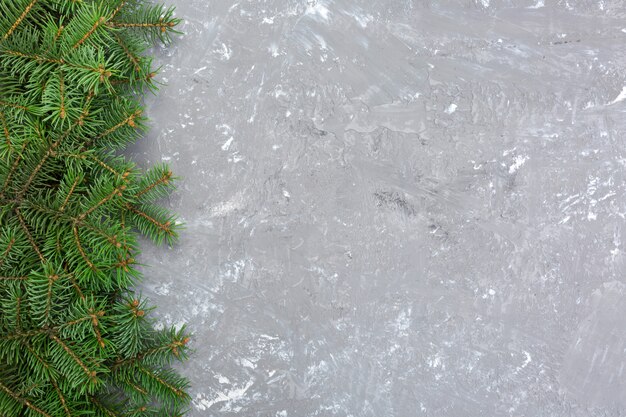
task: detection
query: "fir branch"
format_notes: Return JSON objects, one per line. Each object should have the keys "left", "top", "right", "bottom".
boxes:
{"left": 128, "top": 380, "right": 148, "bottom": 395}
{"left": 137, "top": 365, "right": 186, "bottom": 399}
{"left": 59, "top": 70, "right": 66, "bottom": 120}
{"left": 15, "top": 295, "right": 22, "bottom": 329}
{"left": 0, "top": 236, "right": 16, "bottom": 268}
{"left": 0, "top": 140, "right": 29, "bottom": 199}
{"left": 1, "top": 49, "right": 114, "bottom": 86}
{"left": 107, "top": 21, "right": 176, "bottom": 31}
{"left": 111, "top": 1, "right": 127, "bottom": 20}
{"left": 1, "top": 49, "right": 64, "bottom": 66}
{"left": 0, "top": 98, "right": 30, "bottom": 111}
{"left": 24, "top": 342, "right": 53, "bottom": 376}
{"left": 90, "top": 396, "right": 123, "bottom": 417}
{"left": 17, "top": 92, "right": 94, "bottom": 200}
{"left": 59, "top": 176, "right": 80, "bottom": 212}
{"left": 0, "top": 111, "right": 11, "bottom": 153}
{"left": 50, "top": 380, "right": 71, "bottom": 417}
{"left": 58, "top": 152, "right": 126, "bottom": 178}
{"left": 2, "top": 0, "right": 38, "bottom": 40}
{"left": 67, "top": 272, "right": 85, "bottom": 300}
{"left": 0, "top": 380, "right": 52, "bottom": 417}
{"left": 112, "top": 32, "right": 142, "bottom": 74}
{"left": 73, "top": 225, "right": 97, "bottom": 271}
{"left": 0, "top": 1, "right": 189, "bottom": 413}
{"left": 1, "top": 328, "right": 49, "bottom": 341}
{"left": 50, "top": 334, "right": 98, "bottom": 383}
{"left": 44, "top": 273, "right": 59, "bottom": 323}
{"left": 77, "top": 184, "right": 126, "bottom": 221}
{"left": 96, "top": 109, "right": 142, "bottom": 141}
{"left": 41, "top": 23, "right": 65, "bottom": 56}
{"left": 15, "top": 207, "right": 45, "bottom": 263}
{"left": 73, "top": 16, "right": 107, "bottom": 49}
{"left": 136, "top": 168, "right": 172, "bottom": 199}
{"left": 125, "top": 203, "right": 175, "bottom": 240}
{"left": 17, "top": 131, "right": 76, "bottom": 202}
{"left": 89, "top": 309, "right": 106, "bottom": 348}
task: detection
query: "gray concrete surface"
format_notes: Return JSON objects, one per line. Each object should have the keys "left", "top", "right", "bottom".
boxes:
{"left": 129, "top": 0, "right": 626, "bottom": 415}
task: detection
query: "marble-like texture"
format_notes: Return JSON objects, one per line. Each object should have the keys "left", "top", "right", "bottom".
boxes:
{"left": 130, "top": 0, "right": 626, "bottom": 415}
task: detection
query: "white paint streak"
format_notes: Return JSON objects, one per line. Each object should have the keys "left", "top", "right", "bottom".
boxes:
{"left": 509, "top": 155, "right": 528, "bottom": 174}
{"left": 193, "top": 380, "right": 254, "bottom": 411}
{"left": 306, "top": 2, "right": 330, "bottom": 21}
{"left": 215, "top": 43, "right": 232, "bottom": 61}
{"left": 608, "top": 86, "right": 626, "bottom": 105}
{"left": 222, "top": 136, "right": 234, "bottom": 151}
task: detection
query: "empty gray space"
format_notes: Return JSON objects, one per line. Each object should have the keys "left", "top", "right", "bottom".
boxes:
{"left": 129, "top": 0, "right": 626, "bottom": 415}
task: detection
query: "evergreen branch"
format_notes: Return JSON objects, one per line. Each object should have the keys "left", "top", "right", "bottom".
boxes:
{"left": 67, "top": 272, "right": 86, "bottom": 300}
{"left": 0, "top": 236, "right": 16, "bottom": 268}
{"left": 15, "top": 382, "right": 43, "bottom": 398}
{"left": 1, "top": 49, "right": 64, "bottom": 65}
{"left": 1, "top": 328, "right": 49, "bottom": 341}
{"left": 81, "top": 223, "right": 129, "bottom": 253}
{"left": 58, "top": 152, "right": 125, "bottom": 178}
{"left": 0, "top": 140, "right": 28, "bottom": 199}
{"left": 79, "top": 90, "right": 96, "bottom": 124}
{"left": 16, "top": 295, "right": 22, "bottom": 329}
{"left": 125, "top": 203, "right": 174, "bottom": 238}
{"left": 73, "top": 16, "right": 107, "bottom": 49}
{"left": 73, "top": 225, "right": 97, "bottom": 271}
{"left": 50, "top": 334, "right": 98, "bottom": 383}
{"left": 135, "top": 169, "right": 172, "bottom": 198}
{"left": 107, "top": 21, "right": 176, "bottom": 31}
{"left": 2, "top": 0, "right": 38, "bottom": 40}
{"left": 112, "top": 333, "right": 189, "bottom": 370}
{"left": 137, "top": 365, "right": 186, "bottom": 399}
{"left": 63, "top": 315, "right": 91, "bottom": 327}
{"left": 16, "top": 130, "right": 77, "bottom": 201}
{"left": 0, "top": 380, "right": 52, "bottom": 417}
{"left": 0, "top": 276, "right": 28, "bottom": 280}
{"left": 25, "top": 201, "right": 131, "bottom": 254}
{"left": 96, "top": 109, "right": 142, "bottom": 140}
{"left": 77, "top": 184, "right": 126, "bottom": 221}
{"left": 16, "top": 141, "right": 58, "bottom": 201}
{"left": 24, "top": 342, "right": 53, "bottom": 376}
{"left": 120, "top": 211, "right": 127, "bottom": 254}
{"left": 128, "top": 381, "right": 147, "bottom": 395}
{"left": 110, "top": 71, "right": 156, "bottom": 86}
{"left": 59, "top": 308, "right": 106, "bottom": 351}
{"left": 0, "top": 1, "right": 189, "bottom": 413}
{"left": 41, "top": 23, "right": 65, "bottom": 56}
{"left": 115, "top": 256, "right": 135, "bottom": 272}
{"left": 90, "top": 309, "right": 106, "bottom": 348}
{"left": 59, "top": 70, "right": 66, "bottom": 119}
{"left": 112, "top": 32, "right": 142, "bottom": 74}
{"left": 51, "top": 380, "right": 71, "bottom": 417}
{"left": 90, "top": 396, "right": 123, "bottom": 417}
{"left": 0, "top": 99, "right": 29, "bottom": 111}
{"left": 63, "top": 315, "right": 93, "bottom": 327}
{"left": 17, "top": 91, "right": 94, "bottom": 200}
{"left": 16, "top": 208, "right": 45, "bottom": 263}
{"left": 59, "top": 176, "right": 81, "bottom": 212}
{"left": 1, "top": 50, "right": 112, "bottom": 82}
{"left": 0, "top": 111, "right": 11, "bottom": 153}
{"left": 88, "top": 154, "right": 123, "bottom": 176}
{"left": 111, "top": 1, "right": 127, "bottom": 20}
{"left": 44, "top": 273, "right": 60, "bottom": 323}
{"left": 0, "top": 140, "right": 28, "bottom": 196}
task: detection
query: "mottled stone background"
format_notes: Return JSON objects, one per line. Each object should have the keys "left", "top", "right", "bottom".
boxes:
{"left": 129, "top": 0, "right": 626, "bottom": 415}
